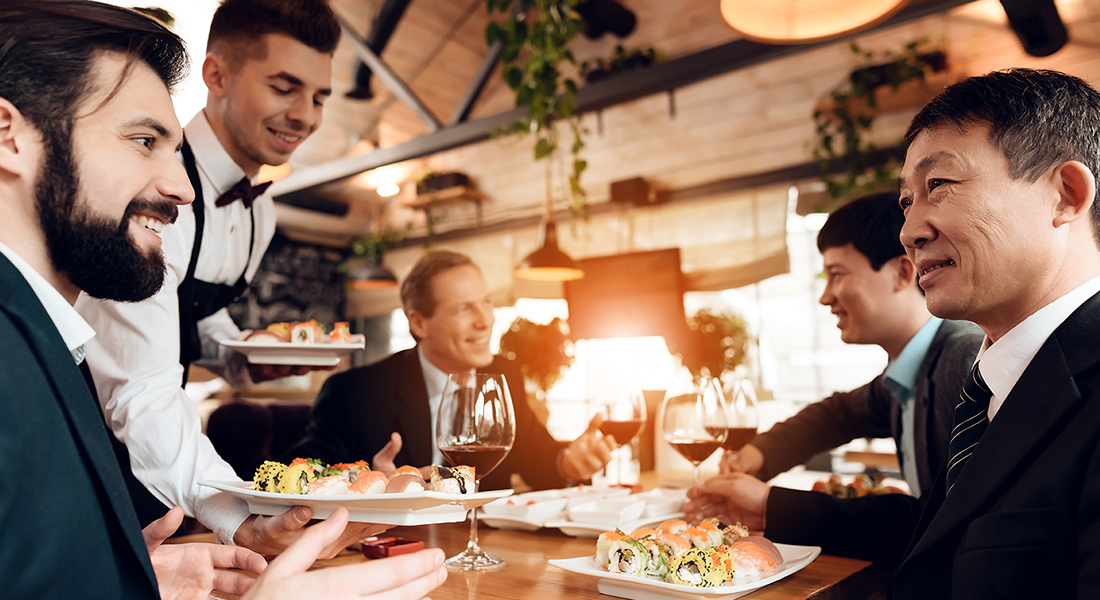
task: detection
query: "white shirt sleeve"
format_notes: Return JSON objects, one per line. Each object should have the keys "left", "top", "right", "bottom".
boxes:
{"left": 75, "top": 208, "right": 251, "bottom": 545}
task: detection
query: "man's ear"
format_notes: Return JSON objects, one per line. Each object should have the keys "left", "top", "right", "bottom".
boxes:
{"left": 1051, "top": 160, "right": 1096, "bottom": 228}
{"left": 894, "top": 255, "right": 919, "bottom": 292}
{"left": 201, "top": 53, "right": 231, "bottom": 99}
{"left": 0, "top": 98, "right": 36, "bottom": 179}
{"left": 407, "top": 310, "right": 428, "bottom": 340}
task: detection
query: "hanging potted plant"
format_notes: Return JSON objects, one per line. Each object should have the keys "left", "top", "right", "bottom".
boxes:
{"left": 671, "top": 309, "right": 752, "bottom": 382}
{"left": 811, "top": 41, "right": 955, "bottom": 209}
{"left": 486, "top": 0, "right": 589, "bottom": 214}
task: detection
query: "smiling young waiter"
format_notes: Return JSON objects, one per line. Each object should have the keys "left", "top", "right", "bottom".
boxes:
{"left": 75, "top": 0, "right": 374, "bottom": 556}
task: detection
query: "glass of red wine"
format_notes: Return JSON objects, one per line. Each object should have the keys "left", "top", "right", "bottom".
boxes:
{"left": 437, "top": 373, "right": 515, "bottom": 570}
{"left": 720, "top": 376, "right": 759, "bottom": 471}
{"left": 593, "top": 376, "right": 647, "bottom": 484}
{"left": 659, "top": 372, "right": 728, "bottom": 484}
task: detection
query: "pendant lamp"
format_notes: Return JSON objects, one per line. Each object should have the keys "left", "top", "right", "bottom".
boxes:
{"left": 514, "top": 181, "right": 584, "bottom": 281}
{"left": 719, "top": 0, "right": 910, "bottom": 44}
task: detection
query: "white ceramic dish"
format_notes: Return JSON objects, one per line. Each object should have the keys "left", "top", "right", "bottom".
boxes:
{"left": 480, "top": 492, "right": 570, "bottom": 519}
{"left": 479, "top": 512, "right": 567, "bottom": 532}
{"left": 218, "top": 334, "right": 365, "bottom": 366}
{"left": 568, "top": 499, "right": 647, "bottom": 526}
{"left": 545, "top": 512, "right": 686, "bottom": 538}
{"left": 199, "top": 480, "right": 511, "bottom": 525}
{"left": 548, "top": 543, "right": 821, "bottom": 600}
{"left": 634, "top": 489, "right": 687, "bottom": 517}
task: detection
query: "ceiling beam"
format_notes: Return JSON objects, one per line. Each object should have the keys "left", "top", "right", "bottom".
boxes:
{"left": 273, "top": 0, "right": 975, "bottom": 201}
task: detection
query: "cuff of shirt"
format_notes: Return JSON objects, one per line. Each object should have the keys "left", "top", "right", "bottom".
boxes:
{"left": 198, "top": 491, "right": 252, "bottom": 546}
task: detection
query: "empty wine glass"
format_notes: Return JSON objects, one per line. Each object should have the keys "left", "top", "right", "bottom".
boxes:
{"left": 592, "top": 376, "right": 647, "bottom": 485}
{"left": 437, "top": 373, "right": 515, "bottom": 570}
{"left": 720, "top": 376, "right": 759, "bottom": 471}
{"left": 659, "top": 372, "right": 728, "bottom": 483}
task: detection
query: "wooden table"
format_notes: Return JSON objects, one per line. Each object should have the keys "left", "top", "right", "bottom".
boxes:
{"left": 182, "top": 520, "right": 885, "bottom": 599}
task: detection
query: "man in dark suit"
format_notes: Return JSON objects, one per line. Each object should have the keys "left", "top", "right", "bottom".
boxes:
{"left": 732, "top": 193, "right": 983, "bottom": 499}
{"left": 289, "top": 250, "right": 616, "bottom": 489}
{"left": 0, "top": 3, "right": 447, "bottom": 599}
{"left": 689, "top": 68, "right": 1100, "bottom": 597}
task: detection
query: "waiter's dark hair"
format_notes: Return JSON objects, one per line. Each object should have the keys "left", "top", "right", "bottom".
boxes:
{"left": 401, "top": 250, "right": 478, "bottom": 319}
{"left": 818, "top": 192, "right": 906, "bottom": 271}
{"left": 0, "top": 0, "right": 187, "bottom": 147}
{"left": 906, "top": 68, "right": 1100, "bottom": 239}
{"left": 207, "top": 0, "right": 341, "bottom": 67}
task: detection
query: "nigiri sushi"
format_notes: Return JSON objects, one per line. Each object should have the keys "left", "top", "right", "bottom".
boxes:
{"left": 306, "top": 475, "right": 351, "bottom": 495}
{"left": 349, "top": 470, "right": 389, "bottom": 494}
{"left": 727, "top": 540, "right": 779, "bottom": 585}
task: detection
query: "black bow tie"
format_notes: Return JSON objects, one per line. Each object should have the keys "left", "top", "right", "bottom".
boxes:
{"left": 215, "top": 177, "right": 272, "bottom": 208}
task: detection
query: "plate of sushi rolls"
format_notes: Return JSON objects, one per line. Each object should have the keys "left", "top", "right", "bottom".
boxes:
{"left": 548, "top": 518, "right": 820, "bottom": 599}
{"left": 200, "top": 460, "right": 511, "bottom": 525}
{"left": 220, "top": 321, "right": 365, "bottom": 366}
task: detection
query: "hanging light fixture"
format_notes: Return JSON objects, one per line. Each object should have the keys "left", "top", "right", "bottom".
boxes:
{"left": 719, "top": 0, "right": 910, "bottom": 45}
{"left": 514, "top": 171, "right": 584, "bottom": 282}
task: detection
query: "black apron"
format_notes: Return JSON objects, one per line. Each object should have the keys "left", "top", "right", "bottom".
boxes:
{"left": 108, "top": 139, "right": 259, "bottom": 528}
{"left": 177, "top": 139, "right": 256, "bottom": 383}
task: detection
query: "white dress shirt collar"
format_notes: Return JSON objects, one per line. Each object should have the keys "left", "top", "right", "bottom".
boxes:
{"left": 0, "top": 241, "right": 95, "bottom": 363}
{"left": 978, "top": 274, "right": 1100, "bottom": 421}
{"left": 185, "top": 112, "right": 254, "bottom": 202}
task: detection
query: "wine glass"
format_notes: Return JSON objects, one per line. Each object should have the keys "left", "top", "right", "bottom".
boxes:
{"left": 659, "top": 372, "right": 728, "bottom": 483}
{"left": 592, "top": 376, "right": 647, "bottom": 485}
{"left": 437, "top": 373, "right": 516, "bottom": 570}
{"left": 720, "top": 376, "right": 759, "bottom": 471}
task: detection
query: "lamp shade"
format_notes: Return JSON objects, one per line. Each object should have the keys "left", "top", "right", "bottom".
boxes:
{"left": 720, "top": 0, "right": 910, "bottom": 44}
{"left": 348, "top": 260, "right": 398, "bottom": 290}
{"left": 514, "top": 219, "right": 584, "bottom": 282}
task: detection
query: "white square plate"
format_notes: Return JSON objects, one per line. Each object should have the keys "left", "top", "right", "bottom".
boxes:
{"left": 218, "top": 334, "right": 365, "bottom": 366}
{"left": 548, "top": 543, "right": 821, "bottom": 600}
{"left": 199, "top": 479, "right": 511, "bottom": 525}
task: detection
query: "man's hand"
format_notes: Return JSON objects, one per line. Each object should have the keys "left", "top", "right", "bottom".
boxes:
{"left": 242, "top": 508, "right": 447, "bottom": 600}
{"left": 233, "top": 506, "right": 389, "bottom": 559}
{"left": 372, "top": 432, "right": 403, "bottom": 475}
{"left": 247, "top": 363, "right": 333, "bottom": 383}
{"left": 559, "top": 413, "right": 617, "bottom": 481}
{"left": 719, "top": 442, "right": 764, "bottom": 475}
{"left": 683, "top": 473, "right": 770, "bottom": 531}
{"left": 144, "top": 507, "right": 268, "bottom": 600}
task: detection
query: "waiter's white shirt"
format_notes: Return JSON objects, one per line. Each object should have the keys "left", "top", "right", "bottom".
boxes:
{"left": 0, "top": 241, "right": 94, "bottom": 364}
{"left": 74, "top": 112, "right": 278, "bottom": 543}
{"left": 977, "top": 274, "right": 1100, "bottom": 422}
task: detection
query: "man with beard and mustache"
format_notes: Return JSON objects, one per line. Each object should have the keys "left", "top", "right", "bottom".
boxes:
{"left": 75, "top": 0, "right": 373, "bottom": 556}
{"left": 0, "top": 2, "right": 447, "bottom": 599}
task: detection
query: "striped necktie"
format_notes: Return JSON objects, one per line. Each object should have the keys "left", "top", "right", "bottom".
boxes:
{"left": 946, "top": 363, "right": 992, "bottom": 492}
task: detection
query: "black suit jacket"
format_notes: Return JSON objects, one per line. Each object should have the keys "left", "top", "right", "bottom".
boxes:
{"left": 286, "top": 348, "right": 568, "bottom": 491}
{"left": 890, "top": 291, "right": 1100, "bottom": 599}
{"left": 0, "top": 256, "right": 158, "bottom": 599}
{"left": 754, "top": 319, "right": 982, "bottom": 494}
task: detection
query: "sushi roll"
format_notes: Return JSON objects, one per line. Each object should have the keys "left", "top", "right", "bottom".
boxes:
{"left": 289, "top": 320, "right": 324, "bottom": 343}
{"left": 430, "top": 465, "right": 475, "bottom": 494}
{"left": 596, "top": 530, "right": 628, "bottom": 567}
{"left": 681, "top": 526, "right": 712, "bottom": 549}
{"left": 277, "top": 459, "right": 317, "bottom": 494}
{"left": 656, "top": 519, "right": 689, "bottom": 536}
{"left": 326, "top": 460, "right": 370, "bottom": 482}
{"left": 629, "top": 527, "right": 658, "bottom": 540}
{"left": 636, "top": 536, "right": 671, "bottom": 579}
{"left": 669, "top": 547, "right": 732, "bottom": 587}
{"left": 253, "top": 460, "right": 286, "bottom": 493}
{"left": 329, "top": 322, "right": 351, "bottom": 343}
{"left": 605, "top": 537, "right": 648, "bottom": 576}
{"left": 306, "top": 475, "right": 351, "bottom": 495}
{"left": 656, "top": 532, "right": 691, "bottom": 561}
{"left": 695, "top": 520, "right": 725, "bottom": 547}
{"left": 349, "top": 470, "right": 389, "bottom": 494}
{"left": 388, "top": 465, "right": 423, "bottom": 478}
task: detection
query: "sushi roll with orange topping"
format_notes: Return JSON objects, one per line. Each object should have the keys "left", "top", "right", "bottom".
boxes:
{"left": 695, "top": 519, "right": 725, "bottom": 547}
{"left": 656, "top": 518, "right": 689, "bottom": 536}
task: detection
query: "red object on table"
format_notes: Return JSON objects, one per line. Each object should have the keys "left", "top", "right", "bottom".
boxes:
{"left": 361, "top": 537, "right": 424, "bottom": 559}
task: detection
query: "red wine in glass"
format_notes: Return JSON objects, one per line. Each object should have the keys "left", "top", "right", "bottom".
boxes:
{"left": 598, "top": 419, "right": 644, "bottom": 443}
{"left": 708, "top": 426, "right": 758, "bottom": 452}
{"left": 439, "top": 445, "right": 510, "bottom": 480}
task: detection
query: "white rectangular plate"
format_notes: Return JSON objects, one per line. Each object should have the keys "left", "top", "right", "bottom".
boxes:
{"left": 218, "top": 334, "right": 365, "bottom": 366}
{"left": 548, "top": 543, "right": 821, "bottom": 600}
{"left": 544, "top": 512, "right": 686, "bottom": 538}
{"left": 199, "top": 479, "right": 511, "bottom": 525}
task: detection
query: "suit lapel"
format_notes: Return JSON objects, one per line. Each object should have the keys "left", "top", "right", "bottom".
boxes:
{"left": 393, "top": 348, "right": 433, "bottom": 466}
{"left": 904, "top": 298, "right": 1099, "bottom": 559}
{"left": 0, "top": 258, "right": 156, "bottom": 587}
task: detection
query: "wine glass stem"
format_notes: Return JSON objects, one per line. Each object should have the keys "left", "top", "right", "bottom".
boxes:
{"left": 465, "top": 503, "right": 481, "bottom": 554}
{"left": 693, "top": 464, "right": 702, "bottom": 485}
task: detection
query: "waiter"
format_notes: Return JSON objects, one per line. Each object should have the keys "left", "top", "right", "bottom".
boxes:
{"left": 76, "top": 0, "right": 373, "bottom": 558}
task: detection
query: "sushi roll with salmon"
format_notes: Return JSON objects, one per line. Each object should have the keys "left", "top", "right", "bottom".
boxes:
{"left": 656, "top": 518, "right": 689, "bottom": 536}
{"left": 329, "top": 322, "right": 351, "bottom": 343}
{"left": 628, "top": 527, "right": 658, "bottom": 540}
{"left": 349, "top": 470, "right": 389, "bottom": 494}
{"left": 636, "top": 536, "right": 672, "bottom": 579}
{"left": 655, "top": 532, "right": 691, "bottom": 563}
{"left": 596, "top": 530, "right": 627, "bottom": 566}
{"left": 605, "top": 536, "right": 649, "bottom": 576}
{"left": 326, "top": 460, "right": 370, "bottom": 483}
{"left": 695, "top": 519, "right": 725, "bottom": 547}
{"left": 306, "top": 474, "right": 351, "bottom": 495}
{"left": 681, "top": 526, "right": 713, "bottom": 549}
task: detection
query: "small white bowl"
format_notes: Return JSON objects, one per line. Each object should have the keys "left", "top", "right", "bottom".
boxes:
{"left": 633, "top": 489, "right": 686, "bottom": 517}
{"left": 480, "top": 494, "right": 568, "bottom": 519}
{"left": 567, "top": 499, "right": 646, "bottom": 526}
